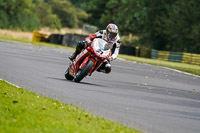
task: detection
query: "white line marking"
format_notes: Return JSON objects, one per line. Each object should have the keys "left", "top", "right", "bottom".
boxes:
{"left": 0, "top": 78, "right": 21, "bottom": 88}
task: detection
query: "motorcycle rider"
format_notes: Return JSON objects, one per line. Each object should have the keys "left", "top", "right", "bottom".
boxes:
{"left": 69, "top": 23, "right": 121, "bottom": 74}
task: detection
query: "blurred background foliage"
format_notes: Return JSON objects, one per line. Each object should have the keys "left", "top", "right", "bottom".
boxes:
{"left": 0, "top": 0, "right": 200, "bottom": 56}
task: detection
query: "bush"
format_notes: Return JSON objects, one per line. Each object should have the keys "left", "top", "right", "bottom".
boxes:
{"left": 121, "top": 34, "right": 140, "bottom": 46}
{"left": 139, "top": 45, "right": 151, "bottom": 58}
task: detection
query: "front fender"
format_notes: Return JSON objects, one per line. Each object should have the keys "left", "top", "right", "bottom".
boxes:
{"left": 80, "top": 57, "right": 89, "bottom": 69}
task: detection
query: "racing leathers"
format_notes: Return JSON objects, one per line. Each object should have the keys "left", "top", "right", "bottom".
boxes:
{"left": 69, "top": 30, "right": 121, "bottom": 74}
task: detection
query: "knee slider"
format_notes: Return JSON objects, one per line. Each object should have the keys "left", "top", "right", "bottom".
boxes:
{"left": 76, "top": 41, "right": 85, "bottom": 53}
{"left": 105, "top": 64, "right": 111, "bottom": 73}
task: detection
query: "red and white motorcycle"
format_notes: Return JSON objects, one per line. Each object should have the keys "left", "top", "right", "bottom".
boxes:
{"left": 65, "top": 38, "right": 112, "bottom": 82}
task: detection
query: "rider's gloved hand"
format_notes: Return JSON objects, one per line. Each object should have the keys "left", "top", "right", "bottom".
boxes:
{"left": 107, "top": 56, "right": 113, "bottom": 62}
{"left": 85, "top": 39, "right": 91, "bottom": 45}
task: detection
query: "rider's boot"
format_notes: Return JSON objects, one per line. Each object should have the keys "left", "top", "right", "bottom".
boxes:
{"left": 69, "top": 41, "right": 85, "bottom": 61}
{"left": 97, "top": 62, "right": 111, "bottom": 74}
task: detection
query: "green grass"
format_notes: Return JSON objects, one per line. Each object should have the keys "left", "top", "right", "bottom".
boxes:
{"left": 0, "top": 80, "right": 141, "bottom": 133}
{"left": 119, "top": 55, "right": 200, "bottom": 76}
{"left": 0, "top": 34, "right": 31, "bottom": 43}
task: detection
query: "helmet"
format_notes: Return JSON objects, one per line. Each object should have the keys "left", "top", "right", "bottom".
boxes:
{"left": 106, "top": 23, "right": 118, "bottom": 41}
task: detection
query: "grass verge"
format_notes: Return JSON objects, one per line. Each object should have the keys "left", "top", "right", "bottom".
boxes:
{"left": 119, "top": 55, "right": 200, "bottom": 76}
{"left": 0, "top": 80, "right": 141, "bottom": 133}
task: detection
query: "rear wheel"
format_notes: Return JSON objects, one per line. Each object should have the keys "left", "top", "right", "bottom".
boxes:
{"left": 65, "top": 68, "right": 74, "bottom": 80}
{"left": 74, "top": 60, "right": 94, "bottom": 82}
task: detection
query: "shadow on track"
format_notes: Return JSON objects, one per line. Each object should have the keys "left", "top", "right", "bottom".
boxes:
{"left": 46, "top": 77, "right": 107, "bottom": 87}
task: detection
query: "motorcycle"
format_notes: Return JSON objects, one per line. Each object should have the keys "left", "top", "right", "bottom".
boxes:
{"left": 65, "top": 38, "right": 112, "bottom": 82}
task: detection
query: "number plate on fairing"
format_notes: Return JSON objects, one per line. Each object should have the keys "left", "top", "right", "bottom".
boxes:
{"left": 69, "top": 63, "right": 75, "bottom": 76}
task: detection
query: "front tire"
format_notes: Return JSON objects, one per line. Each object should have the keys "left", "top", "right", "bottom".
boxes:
{"left": 74, "top": 60, "right": 94, "bottom": 82}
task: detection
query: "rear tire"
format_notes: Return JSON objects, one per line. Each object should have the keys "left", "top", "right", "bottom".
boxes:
{"left": 74, "top": 60, "right": 94, "bottom": 82}
{"left": 65, "top": 68, "right": 74, "bottom": 80}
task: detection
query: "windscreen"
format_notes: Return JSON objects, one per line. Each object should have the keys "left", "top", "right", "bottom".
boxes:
{"left": 96, "top": 39, "right": 112, "bottom": 51}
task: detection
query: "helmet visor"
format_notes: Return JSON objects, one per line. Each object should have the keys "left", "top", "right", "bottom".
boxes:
{"left": 109, "top": 32, "right": 117, "bottom": 39}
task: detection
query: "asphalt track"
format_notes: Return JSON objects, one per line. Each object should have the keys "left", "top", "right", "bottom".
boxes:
{"left": 0, "top": 41, "right": 200, "bottom": 133}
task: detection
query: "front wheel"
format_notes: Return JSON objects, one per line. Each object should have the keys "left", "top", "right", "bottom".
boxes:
{"left": 74, "top": 60, "right": 94, "bottom": 82}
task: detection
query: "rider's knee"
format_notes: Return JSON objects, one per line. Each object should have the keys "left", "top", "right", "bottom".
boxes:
{"left": 105, "top": 63, "right": 111, "bottom": 73}
{"left": 76, "top": 41, "right": 85, "bottom": 53}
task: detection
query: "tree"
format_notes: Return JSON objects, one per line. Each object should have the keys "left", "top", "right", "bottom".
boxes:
{"left": 86, "top": 0, "right": 107, "bottom": 28}
{"left": 49, "top": 0, "right": 88, "bottom": 28}
{"left": 100, "top": 0, "right": 144, "bottom": 34}
{"left": 163, "top": 0, "right": 200, "bottom": 53}
{"left": 0, "top": 0, "right": 40, "bottom": 31}
{"left": 35, "top": 2, "right": 61, "bottom": 29}
{"left": 0, "top": 9, "right": 9, "bottom": 28}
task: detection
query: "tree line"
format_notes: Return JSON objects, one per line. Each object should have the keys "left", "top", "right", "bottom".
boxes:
{"left": 0, "top": 0, "right": 199, "bottom": 55}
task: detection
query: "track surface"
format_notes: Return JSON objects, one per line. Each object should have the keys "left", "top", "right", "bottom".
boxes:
{"left": 0, "top": 41, "right": 200, "bottom": 133}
